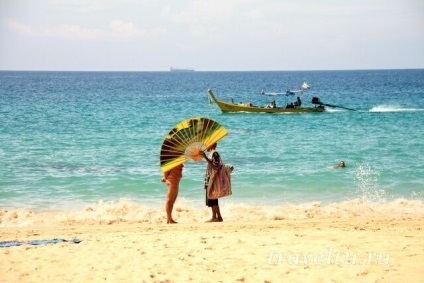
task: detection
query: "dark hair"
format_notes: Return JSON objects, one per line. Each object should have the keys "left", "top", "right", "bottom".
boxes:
{"left": 208, "top": 143, "right": 217, "bottom": 150}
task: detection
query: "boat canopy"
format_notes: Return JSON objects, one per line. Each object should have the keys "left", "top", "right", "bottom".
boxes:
{"left": 261, "top": 82, "right": 310, "bottom": 96}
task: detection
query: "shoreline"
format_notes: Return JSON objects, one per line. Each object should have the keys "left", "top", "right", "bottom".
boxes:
{"left": 1, "top": 198, "right": 423, "bottom": 228}
{"left": 1, "top": 216, "right": 423, "bottom": 282}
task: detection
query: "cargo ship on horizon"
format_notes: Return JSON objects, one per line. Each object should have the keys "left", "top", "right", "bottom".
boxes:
{"left": 170, "top": 67, "right": 195, "bottom": 72}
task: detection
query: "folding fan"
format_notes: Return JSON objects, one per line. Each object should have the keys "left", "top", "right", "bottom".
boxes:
{"left": 160, "top": 117, "right": 228, "bottom": 172}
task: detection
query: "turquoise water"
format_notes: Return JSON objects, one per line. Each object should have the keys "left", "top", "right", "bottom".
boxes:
{"left": 1, "top": 70, "right": 423, "bottom": 212}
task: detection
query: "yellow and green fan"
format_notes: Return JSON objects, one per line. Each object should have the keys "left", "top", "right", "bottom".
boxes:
{"left": 160, "top": 117, "right": 228, "bottom": 172}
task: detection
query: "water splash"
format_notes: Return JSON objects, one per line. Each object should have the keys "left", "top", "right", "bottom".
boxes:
{"left": 354, "top": 163, "right": 387, "bottom": 202}
{"left": 411, "top": 191, "right": 424, "bottom": 200}
{"left": 370, "top": 105, "right": 423, "bottom": 112}
{"left": 325, "top": 108, "right": 344, "bottom": 113}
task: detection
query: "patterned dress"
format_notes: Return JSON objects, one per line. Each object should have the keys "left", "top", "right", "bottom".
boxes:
{"left": 204, "top": 150, "right": 221, "bottom": 207}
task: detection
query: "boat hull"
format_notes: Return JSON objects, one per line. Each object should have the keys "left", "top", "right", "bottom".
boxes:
{"left": 208, "top": 89, "right": 325, "bottom": 113}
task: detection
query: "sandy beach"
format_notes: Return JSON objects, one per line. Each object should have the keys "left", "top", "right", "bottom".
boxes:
{"left": 1, "top": 214, "right": 423, "bottom": 283}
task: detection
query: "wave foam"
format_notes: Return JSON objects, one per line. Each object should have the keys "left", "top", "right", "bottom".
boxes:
{"left": 1, "top": 198, "right": 423, "bottom": 227}
{"left": 370, "top": 105, "right": 423, "bottom": 112}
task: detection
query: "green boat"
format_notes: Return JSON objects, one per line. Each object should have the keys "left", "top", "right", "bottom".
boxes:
{"left": 207, "top": 89, "right": 326, "bottom": 113}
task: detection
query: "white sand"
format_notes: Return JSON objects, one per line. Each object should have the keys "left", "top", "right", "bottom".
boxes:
{"left": 1, "top": 215, "right": 423, "bottom": 282}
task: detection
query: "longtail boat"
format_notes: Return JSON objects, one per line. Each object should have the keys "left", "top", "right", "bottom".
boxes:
{"left": 207, "top": 89, "right": 326, "bottom": 113}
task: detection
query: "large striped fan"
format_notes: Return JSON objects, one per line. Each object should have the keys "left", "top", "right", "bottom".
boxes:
{"left": 160, "top": 117, "right": 228, "bottom": 172}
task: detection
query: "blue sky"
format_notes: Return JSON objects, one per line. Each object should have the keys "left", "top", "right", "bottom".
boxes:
{"left": 1, "top": 0, "right": 423, "bottom": 71}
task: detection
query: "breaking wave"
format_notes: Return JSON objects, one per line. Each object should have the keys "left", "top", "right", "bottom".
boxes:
{"left": 1, "top": 198, "right": 423, "bottom": 228}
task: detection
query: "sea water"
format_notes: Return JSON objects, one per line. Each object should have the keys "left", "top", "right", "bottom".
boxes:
{"left": 1, "top": 70, "right": 423, "bottom": 226}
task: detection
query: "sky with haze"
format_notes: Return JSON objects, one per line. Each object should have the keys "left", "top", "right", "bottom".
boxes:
{"left": 1, "top": 0, "right": 423, "bottom": 71}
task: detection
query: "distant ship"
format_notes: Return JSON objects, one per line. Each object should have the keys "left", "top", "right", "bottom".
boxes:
{"left": 170, "top": 67, "right": 195, "bottom": 72}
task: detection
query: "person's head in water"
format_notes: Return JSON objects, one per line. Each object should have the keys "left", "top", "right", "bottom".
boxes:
{"left": 339, "top": 161, "right": 346, "bottom": 168}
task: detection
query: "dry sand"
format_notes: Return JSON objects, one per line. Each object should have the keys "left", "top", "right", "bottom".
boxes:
{"left": 1, "top": 216, "right": 423, "bottom": 283}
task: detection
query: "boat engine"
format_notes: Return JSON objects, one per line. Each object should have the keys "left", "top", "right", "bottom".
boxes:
{"left": 311, "top": 97, "right": 321, "bottom": 105}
